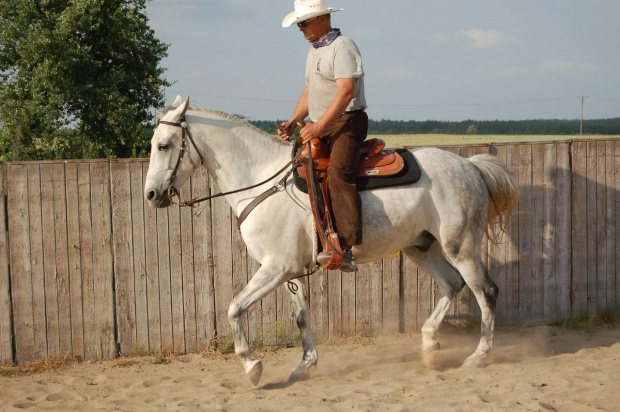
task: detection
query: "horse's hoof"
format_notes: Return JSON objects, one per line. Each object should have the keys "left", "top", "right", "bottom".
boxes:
{"left": 247, "top": 359, "right": 263, "bottom": 386}
{"left": 461, "top": 355, "right": 484, "bottom": 368}
{"left": 289, "top": 365, "right": 311, "bottom": 382}
{"left": 422, "top": 342, "right": 440, "bottom": 368}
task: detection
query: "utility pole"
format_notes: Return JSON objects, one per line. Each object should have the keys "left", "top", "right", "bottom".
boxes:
{"left": 578, "top": 96, "right": 588, "bottom": 135}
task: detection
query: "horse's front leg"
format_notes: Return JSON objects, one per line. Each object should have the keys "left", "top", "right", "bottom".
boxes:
{"left": 287, "top": 278, "right": 318, "bottom": 381}
{"left": 228, "top": 264, "right": 286, "bottom": 386}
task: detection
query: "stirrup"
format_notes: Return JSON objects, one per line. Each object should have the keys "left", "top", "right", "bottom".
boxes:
{"left": 317, "top": 249, "right": 357, "bottom": 272}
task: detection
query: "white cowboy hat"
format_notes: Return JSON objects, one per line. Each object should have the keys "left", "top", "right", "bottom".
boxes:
{"left": 282, "top": 0, "right": 343, "bottom": 28}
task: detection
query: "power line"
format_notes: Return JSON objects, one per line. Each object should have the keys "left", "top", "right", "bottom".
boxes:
{"left": 372, "top": 97, "right": 577, "bottom": 108}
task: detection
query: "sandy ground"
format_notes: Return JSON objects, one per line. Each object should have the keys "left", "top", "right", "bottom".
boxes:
{"left": 1, "top": 324, "right": 619, "bottom": 412}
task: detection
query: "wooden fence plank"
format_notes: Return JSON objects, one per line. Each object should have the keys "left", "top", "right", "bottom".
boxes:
{"left": 52, "top": 163, "right": 73, "bottom": 356}
{"left": 355, "top": 262, "right": 372, "bottom": 336}
{"left": 212, "top": 182, "right": 233, "bottom": 342}
{"left": 89, "top": 161, "right": 115, "bottom": 359}
{"left": 142, "top": 163, "right": 162, "bottom": 354}
{"left": 156, "top": 206, "right": 174, "bottom": 351}
{"left": 77, "top": 163, "right": 97, "bottom": 360}
{"left": 52, "top": 163, "right": 72, "bottom": 357}
{"left": 276, "top": 282, "right": 296, "bottom": 344}
{"left": 0, "top": 164, "right": 12, "bottom": 363}
{"left": 179, "top": 180, "right": 197, "bottom": 353}
{"left": 355, "top": 261, "right": 383, "bottom": 336}
{"left": 341, "top": 270, "right": 356, "bottom": 336}
{"left": 542, "top": 144, "right": 557, "bottom": 323}
{"left": 615, "top": 142, "right": 620, "bottom": 308}
{"left": 417, "top": 267, "right": 433, "bottom": 330}
{"left": 190, "top": 168, "right": 216, "bottom": 350}
{"left": 505, "top": 145, "right": 521, "bottom": 325}
{"left": 40, "top": 164, "right": 60, "bottom": 357}
{"left": 595, "top": 141, "right": 607, "bottom": 312}
{"left": 328, "top": 270, "right": 342, "bottom": 337}
{"left": 309, "top": 271, "right": 328, "bottom": 342}
{"left": 167, "top": 201, "right": 186, "bottom": 353}
{"left": 382, "top": 255, "right": 400, "bottom": 334}
{"left": 604, "top": 141, "right": 616, "bottom": 310}
{"left": 65, "top": 163, "right": 85, "bottom": 359}
{"left": 518, "top": 145, "right": 533, "bottom": 324}
{"left": 586, "top": 141, "right": 598, "bottom": 316}
{"left": 555, "top": 143, "right": 572, "bottom": 321}
{"left": 488, "top": 145, "right": 508, "bottom": 324}
{"left": 7, "top": 164, "right": 36, "bottom": 362}
{"left": 571, "top": 141, "right": 588, "bottom": 316}
{"left": 130, "top": 162, "right": 149, "bottom": 355}
{"left": 401, "top": 257, "right": 418, "bottom": 332}
{"left": 111, "top": 162, "right": 137, "bottom": 357}
{"left": 531, "top": 145, "right": 545, "bottom": 323}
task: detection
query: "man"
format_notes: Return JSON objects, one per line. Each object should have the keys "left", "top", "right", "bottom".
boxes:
{"left": 278, "top": 0, "right": 368, "bottom": 272}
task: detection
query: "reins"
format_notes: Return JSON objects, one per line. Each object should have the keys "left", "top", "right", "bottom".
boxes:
{"left": 157, "top": 118, "right": 302, "bottom": 208}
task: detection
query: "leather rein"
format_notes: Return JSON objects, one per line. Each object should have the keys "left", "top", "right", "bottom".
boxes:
{"left": 157, "top": 118, "right": 302, "bottom": 227}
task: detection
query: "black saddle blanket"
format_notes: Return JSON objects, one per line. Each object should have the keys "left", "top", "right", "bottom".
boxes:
{"left": 293, "top": 148, "right": 422, "bottom": 193}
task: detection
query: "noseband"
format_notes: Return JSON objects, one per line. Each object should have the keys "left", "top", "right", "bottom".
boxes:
{"left": 157, "top": 118, "right": 205, "bottom": 197}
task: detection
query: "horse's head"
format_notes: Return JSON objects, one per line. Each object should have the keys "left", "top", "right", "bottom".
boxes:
{"left": 144, "top": 96, "right": 202, "bottom": 208}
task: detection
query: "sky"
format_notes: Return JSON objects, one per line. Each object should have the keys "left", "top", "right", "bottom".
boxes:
{"left": 145, "top": 0, "right": 620, "bottom": 122}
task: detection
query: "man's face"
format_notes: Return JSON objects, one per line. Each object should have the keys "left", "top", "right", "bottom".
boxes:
{"left": 298, "top": 15, "right": 328, "bottom": 42}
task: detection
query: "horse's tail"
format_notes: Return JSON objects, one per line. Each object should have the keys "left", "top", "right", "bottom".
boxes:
{"left": 468, "top": 154, "right": 519, "bottom": 243}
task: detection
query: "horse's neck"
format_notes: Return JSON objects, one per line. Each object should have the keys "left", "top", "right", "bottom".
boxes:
{"left": 192, "top": 112, "right": 291, "bottom": 213}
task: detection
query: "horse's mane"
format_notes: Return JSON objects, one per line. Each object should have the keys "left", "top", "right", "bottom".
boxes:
{"left": 160, "top": 105, "right": 290, "bottom": 147}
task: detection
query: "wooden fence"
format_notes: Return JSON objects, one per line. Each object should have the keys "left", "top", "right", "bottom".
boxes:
{"left": 1, "top": 139, "right": 619, "bottom": 364}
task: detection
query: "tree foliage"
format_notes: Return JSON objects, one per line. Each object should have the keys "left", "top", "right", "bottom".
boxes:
{"left": 0, "top": 0, "right": 170, "bottom": 160}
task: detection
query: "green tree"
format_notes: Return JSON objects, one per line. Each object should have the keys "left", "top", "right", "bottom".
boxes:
{"left": 465, "top": 124, "right": 478, "bottom": 135}
{"left": 0, "top": 0, "right": 171, "bottom": 160}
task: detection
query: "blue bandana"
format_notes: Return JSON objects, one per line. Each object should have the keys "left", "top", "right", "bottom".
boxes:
{"left": 312, "top": 28, "right": 341, "bottom": 48}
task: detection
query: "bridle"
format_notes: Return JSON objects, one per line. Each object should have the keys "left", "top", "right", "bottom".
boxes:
{"left": 157, "top": 118, "right": 205, "bottom": 199}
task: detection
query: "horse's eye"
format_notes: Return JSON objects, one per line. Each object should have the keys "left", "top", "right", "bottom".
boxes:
{"left": 158, "top": 144, "right": 169, "bottom": 152}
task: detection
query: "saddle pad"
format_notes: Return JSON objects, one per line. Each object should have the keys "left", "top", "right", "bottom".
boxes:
{"left": 293, "top": 149, "right": 422, "bottom": 193}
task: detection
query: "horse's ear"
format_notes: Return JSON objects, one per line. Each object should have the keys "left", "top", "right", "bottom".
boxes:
{"left": 169, "top": 97, "right": 190, "bottom": 122}
{"left": 171, "top": 95, "right": 182, "bottom": 108}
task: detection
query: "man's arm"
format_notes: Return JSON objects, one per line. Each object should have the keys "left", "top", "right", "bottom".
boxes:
{"left": 277, "top": 87, "right": 310, "bottom": 140}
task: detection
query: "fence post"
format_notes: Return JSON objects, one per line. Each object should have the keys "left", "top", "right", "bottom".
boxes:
{"left": 0, "top": 163, "right": 12, "bottom": 364}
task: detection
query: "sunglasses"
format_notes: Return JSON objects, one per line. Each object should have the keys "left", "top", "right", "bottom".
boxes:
{"left": 297, "top": 17, "right": 318, "bottom": 28}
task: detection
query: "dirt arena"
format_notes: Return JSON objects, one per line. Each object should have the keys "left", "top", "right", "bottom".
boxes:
{"left": 1, "top": 324, "right": 619, "bottom": 411}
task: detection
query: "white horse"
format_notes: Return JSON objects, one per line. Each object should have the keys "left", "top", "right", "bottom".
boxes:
{"left": 144, "top": 96, "right": 519, "bottom": 386}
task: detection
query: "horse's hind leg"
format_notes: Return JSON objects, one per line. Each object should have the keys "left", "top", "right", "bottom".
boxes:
{"left": 403, "top": 241, "right": 465, "bottom": 366}
{"left": 228, "top": 264, "right": 287, "bottom": 386}
{"left": 443, "top": 250, "right": 498, "bottom": 367}
{"left": 287, "top": 278, "right": 318, "bottom": 381}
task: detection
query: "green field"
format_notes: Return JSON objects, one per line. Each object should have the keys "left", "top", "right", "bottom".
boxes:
{"left": 374, "top": 134, "right": 620, "bottom": 148}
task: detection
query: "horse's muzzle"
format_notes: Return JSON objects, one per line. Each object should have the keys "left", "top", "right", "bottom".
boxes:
{"left": 145, "top": 187, "right": 173, "bottom": 208}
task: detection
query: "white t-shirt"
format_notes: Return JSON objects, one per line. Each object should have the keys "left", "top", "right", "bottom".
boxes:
{"left": 305, "top": 35, "right": 367, "bottom": 122}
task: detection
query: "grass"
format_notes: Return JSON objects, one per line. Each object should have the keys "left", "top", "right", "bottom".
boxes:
{"left": 0, "top": 356, "right": 72, "bottom": 377}
{"left": 373, "top": 134, "right": 620, "bottom": 148}
{"left": 560, "top": 306, "right": 618, "bottom": 334}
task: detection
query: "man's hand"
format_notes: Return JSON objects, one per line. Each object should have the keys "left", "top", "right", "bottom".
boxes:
{"left": 275, "top": 121, "right": 298, "bottom": 140}
{"left": 299, "top": 122, "right": 324, "bottom": 143}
